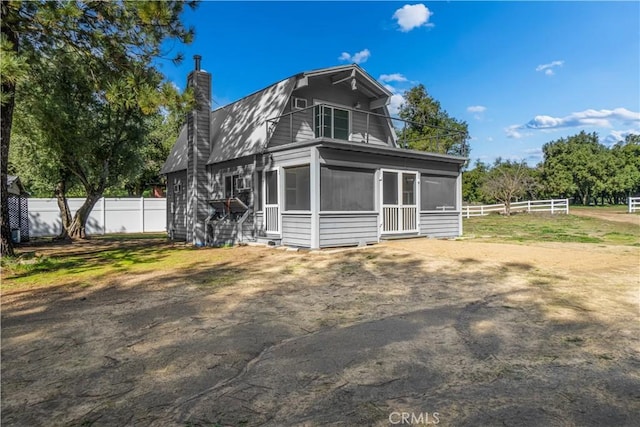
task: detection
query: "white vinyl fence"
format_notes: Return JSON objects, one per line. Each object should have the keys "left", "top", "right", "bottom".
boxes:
{"left": 629, "top": 197, "right": 640, "bottom": 213}
{"left": 463, "top": 199, "right": 569, "bottom": 218}
{"left": 28, "top": 197, "right": 166, "bottom": 237}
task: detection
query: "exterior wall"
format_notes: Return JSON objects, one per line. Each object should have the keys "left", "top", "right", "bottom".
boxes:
{"left": 167, "top": 170, "right": 188, "bottom": 239}
{"left": 281, "top": 213, "right": 311, "bottom": 247}
{"left": 269, "top": 75, "right": 394, "bottom": 148}
{"left": 319, "top": 213, "right": 378, "bottom": 248}
{"left": 419, "top": 213, "right": 460, "bottom": 238}
{"left": 209, "top": 158, "right": 256, "bottom": 208}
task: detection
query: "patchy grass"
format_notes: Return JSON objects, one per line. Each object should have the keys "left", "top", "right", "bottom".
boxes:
{"left": 463, "top": 212, "right": 640, "bottom": 246}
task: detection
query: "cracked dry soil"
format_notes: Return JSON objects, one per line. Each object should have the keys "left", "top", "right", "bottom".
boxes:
{"left": 2, "top": 238, "right": 639, "bottom": 426}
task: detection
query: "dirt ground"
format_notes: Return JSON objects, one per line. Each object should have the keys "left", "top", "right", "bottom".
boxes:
{"left": 2, "top": 237, "right": 639, "bottom": 426}
{"left": 571, "top": 207, "right": 640, "bottom": 225}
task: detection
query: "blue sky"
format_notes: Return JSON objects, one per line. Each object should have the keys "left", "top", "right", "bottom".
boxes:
{"left": 157, "top": 1, "right": 640, "bottom": 166}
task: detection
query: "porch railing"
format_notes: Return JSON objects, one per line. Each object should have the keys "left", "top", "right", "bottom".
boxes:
{"left": 265, "top": 204, "right": 279, "bottom": 233}
{"left": 265, "top": 103, "right": 468, "bottom": 157}
{"left": 382, "top": 206, "right": 418, "bottom": 233}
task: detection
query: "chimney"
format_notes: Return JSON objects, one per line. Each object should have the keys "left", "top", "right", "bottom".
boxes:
{"left": 186, "top": 55, "right": 211, "bottom": 246}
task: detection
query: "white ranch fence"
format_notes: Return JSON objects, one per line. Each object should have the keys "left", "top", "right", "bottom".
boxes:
{"left": 463, "top": 199, "right": 569, "bottom": 218}
{"left": 629, "top": 197, "right": 640, "bottom": 213}
{"left": 28, "top": 197, "right": 166, "bottom": 237}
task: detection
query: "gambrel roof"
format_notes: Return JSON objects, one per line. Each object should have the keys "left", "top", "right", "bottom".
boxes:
{"left": 160, "top": 64, "right": 391, "bottom": 174}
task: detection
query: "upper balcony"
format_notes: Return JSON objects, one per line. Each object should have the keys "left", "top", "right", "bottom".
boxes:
{"left": 266, "top": 103, "right": 469, "bottom": 158}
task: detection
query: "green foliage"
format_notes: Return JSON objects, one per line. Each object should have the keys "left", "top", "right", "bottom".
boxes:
{"left": 462, "top": 160, "right": 488, "bottom": 202}
{"left": 397, "top": 84, "right": 470, "bottom": 157}
{"left": 3, "top": 0, "right": 196, "bottom": 238}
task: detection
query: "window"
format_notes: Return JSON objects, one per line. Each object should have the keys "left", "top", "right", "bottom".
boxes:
{"left": 265, "top": 170, "right": 278, "bottom": 205}
{"left": 284, "top": 165, "right": 310, "bottom": 211}
{"left": 292, "top": 97, "right": 307, "bottom": 110}
{"left": 314, "top": 105, "right": 349, "bottom": 140}
{"left": 173, "top": 179, "right": 182, "bottom": 194}
{"left": 224, "top": 174, "right": 239, "bottom": 198}
{"left": 420, "top": 175, "right": 457, "bottom": 211}
{"left": 321, "top": 166, "right": 374, "bottom": 211}
{"left": 402, "top": 173, "right": 416, "bottom": 205}
{"left": 383, "top": 171, "right": 398, "bottom": 205}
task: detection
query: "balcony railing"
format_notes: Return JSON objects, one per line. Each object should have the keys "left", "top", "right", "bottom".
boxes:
{"left": 266, "top": 103, "right": 468, "bottom": 157}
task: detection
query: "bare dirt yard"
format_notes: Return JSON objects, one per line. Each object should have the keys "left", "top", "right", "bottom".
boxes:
{"left": 2, "top": 236, "right": 639, "bottom": 426}
{"left": 571, "top": 207, "right": 640, "bottom": 225}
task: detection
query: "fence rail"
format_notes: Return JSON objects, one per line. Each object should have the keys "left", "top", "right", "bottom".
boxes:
{"left": 629, "top": 197, "right": 640, "bottom": 213}
{"left": 27, "top": 197, "right": 166, "bottom": 237}
{"left": 463, "top": 199, "right": 569, "bottom": 218}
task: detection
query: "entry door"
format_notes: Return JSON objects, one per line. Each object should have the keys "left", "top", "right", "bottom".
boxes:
{"left": 264, "top": 170, "right": 279, "bottom": 233}
{"left": 381, "top": 170, "right": 418, "bottom": 233}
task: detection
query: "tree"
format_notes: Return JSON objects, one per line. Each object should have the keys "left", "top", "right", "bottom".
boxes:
{"left": 462, "top": 160, "right": 489, "bottom": 203}
{"left": 480, "top": 160, "right": 538, "bottom": 216}
{"left": 1, "top": 1, "right": 196, "bottom": 251}
{"left": 541, "top": 131, "right": 608, "bottom": 205}
{"left": 609, "top": 134, "right": 640, "bottom": 203}
{"left": 397, "top": 84, "right": 470, "bottom": 157}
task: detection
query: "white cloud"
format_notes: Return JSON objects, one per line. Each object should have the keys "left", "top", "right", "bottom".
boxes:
{"left": 338, "top": 49, "right": 371, "bottom": 64}
{"left": 604, "top": 129, "right": 640, "bottom": 145}
{"left": 486, "top": 136, "right": 494, "bottom": 142}
{"left": 393, "top": 4, "right": 434, "bottom": 32}
{"left": 536, "top": 60, "right": 564, "bottom": 76}
{"left": 388, "top": 94, "right": 405, "bottom": 116}
{"left": 383, "top": 84, "right": 398, "bottom": 94}
{"left": 504, "top": 125, "right": 529, "bottom": 139}
{"left": 467, "top": 105, "right": 487, "bottom": 113}
{"left": 379, "top": 73, "right": 408, "bottom": 83}
{"left": 525, "top": 108, "right": 640, "bottom": 130}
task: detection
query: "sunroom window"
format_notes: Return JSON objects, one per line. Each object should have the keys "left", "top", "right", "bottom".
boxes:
{"left": 284, "top": 165, "right": 310, "bottom": 211}
{"left": 314, "top": 105, "right": 349, "bottom": 140}
{"left": 320, "top": 166, "right": 374, "bottom": 211}
{"left": 420, "top": 175, "right": 457, "bottom": 211}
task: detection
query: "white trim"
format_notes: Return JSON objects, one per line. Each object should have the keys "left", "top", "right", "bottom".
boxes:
{"left": 320, "top": 211, "right": 378, "bottom": 215}
{"left": 380, "top": 168, "right": 419, "bottom": 234}
{"left": 292, "top": 97, "right": 307, "bottom": 110}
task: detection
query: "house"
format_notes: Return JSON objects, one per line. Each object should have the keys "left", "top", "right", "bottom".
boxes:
{"left": 160, "top": 56, "right": 467, "bottom": 249}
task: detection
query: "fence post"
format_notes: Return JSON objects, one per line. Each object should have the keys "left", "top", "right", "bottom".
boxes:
{"left": 480, "top": 206, "right": 484, "bottom": 216}
{"left": 565, "top": 199, "right": 569, "bottom": 214}
{"left": 527, "top": 200, "right": 531, "bottom": 213}
{"left": 140, "top": 197, "right": 145, "bottom": 233}
{"left": 629, "top": 197, "right": 632, "bottom": 214}
{"left": 551, "top": 199, "right": 555, "bottom": 214}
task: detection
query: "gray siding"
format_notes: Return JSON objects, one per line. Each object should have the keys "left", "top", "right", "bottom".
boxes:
{"left": 281, "top": 213, "right": 311, "bottom": 247}
{"left": 269, "top": 146, "right": 311, "bottom": 166}
{"left": 255, "top": 211, "right": 264, "bottom": 237}
{"left": 351, "top": 110, "right": 390, "bottom": 146}
{"left": 419, "top": 213, "right": 460, "bottom": 238}
{"left": 319, "top": 148, "right": 460, "bottom": 175}
{"left": 166, "top": 170, "right": 188, "bottom": 240}
{"left": 269, "top": 105, "right": 314, "bottom": 147}
{"left": 268, "top": 74, "right": 394, "bottom": 148}
{"left": 319, "top": 213, "right": 378, "bottom": 247}
{"left": 209, "top": 161, "right": 256, "bottom": 208}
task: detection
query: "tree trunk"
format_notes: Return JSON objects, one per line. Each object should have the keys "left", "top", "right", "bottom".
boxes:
{"left": 504, "top": 200, "right": 511, "bottom": 216}
{"left": 0, "top": 8, "right": 17, "bottom": 257}
{"left": 66, "top": 193, "right": 101, "bottom": 239}
{"left": 54, "top": 179, "right": 72, "bottom": 241}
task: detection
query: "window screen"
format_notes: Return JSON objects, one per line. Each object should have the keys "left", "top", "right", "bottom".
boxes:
{"left": 421, "top": 175, "right": 457, "bottom": 211}
{"left": 285, "top": 165, "right": 310, "bottom": 210}
{"left": 265, "top": 171, "right": 278, "bottom": 205}
{"left": 402, "top": 173, "right": 416, "bottom": 205}
{"left": 383, "top": 171, "right": 398, "bottom": 205}
{"left": 224, "top": 175, "right": 236, "bottom": 198}
{"left": 321, "top": 166, "right": 374, "bottom": 211}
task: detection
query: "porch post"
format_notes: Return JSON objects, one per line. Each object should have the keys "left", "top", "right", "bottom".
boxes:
{"left": 457, "top": 172, "right": 463, "bottom": 236}
{"left": 310, "top": 147, "right": 320, "bottom": 249}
